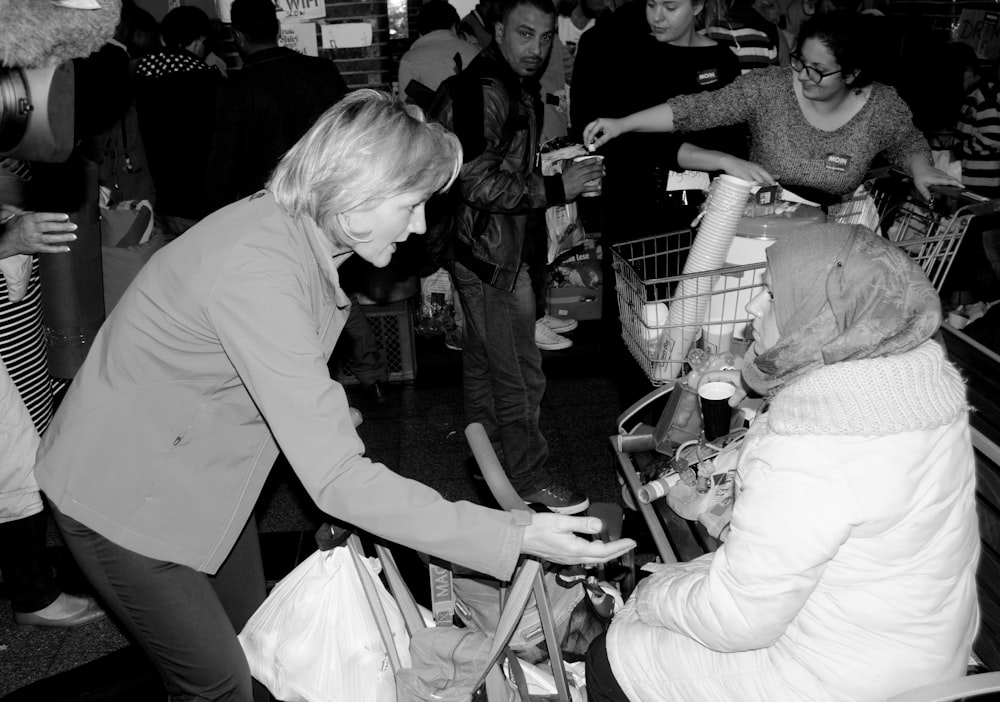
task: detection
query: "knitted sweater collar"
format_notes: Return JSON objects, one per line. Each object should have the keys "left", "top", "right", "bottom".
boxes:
{"left": 766, "top": 340, "right": 967, "bottom": 436}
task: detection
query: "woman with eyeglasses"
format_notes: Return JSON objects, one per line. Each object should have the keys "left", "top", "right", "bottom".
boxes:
{"left": 583, "top": 12, "right": 960, "bottom": 205}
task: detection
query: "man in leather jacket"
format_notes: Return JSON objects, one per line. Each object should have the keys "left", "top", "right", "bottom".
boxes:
{"left": 437, "top": 0, "right": 603, "bottom": 513}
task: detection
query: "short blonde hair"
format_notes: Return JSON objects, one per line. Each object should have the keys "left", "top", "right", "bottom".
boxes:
{"left": 268, "top": 90, "right": 462, "bottom": 245}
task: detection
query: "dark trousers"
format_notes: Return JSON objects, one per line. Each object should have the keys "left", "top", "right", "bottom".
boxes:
{"left": 453, "top": 261, "right": 551, "bottom": 494}
{"left": 0, "top": 510, "right": 61, "bottom": 613}
{"left": 50, "top": 502, "right": 270, "bottom": 702}
{"left": 341, "top": 294, "right": 388, "bottom": 388}
{"left": 585, "top": 631, "right": 631, "bottom": 702}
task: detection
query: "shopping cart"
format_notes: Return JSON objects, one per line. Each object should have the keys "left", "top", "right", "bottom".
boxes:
{"left": 612, "top": 177, "right": 1000, "bottom": 387}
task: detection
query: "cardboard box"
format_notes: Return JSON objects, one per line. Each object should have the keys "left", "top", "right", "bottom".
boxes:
{"left": 547, "top": 285, "right": 602, "bottom": 321}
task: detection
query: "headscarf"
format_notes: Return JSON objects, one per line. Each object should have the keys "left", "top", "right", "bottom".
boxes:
{"left": 741, "top": 224, "right": 942, "bottom": 396}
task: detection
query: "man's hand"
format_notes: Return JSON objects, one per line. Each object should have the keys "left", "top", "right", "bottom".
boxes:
{"left": 561, "top": 159, "right": 605, "bottom": 201}
{"left": 521, "top": 513, "right": 636, "bottom": 565}
{"left": 0, "top": 207, "right": 77, "bottom": 258}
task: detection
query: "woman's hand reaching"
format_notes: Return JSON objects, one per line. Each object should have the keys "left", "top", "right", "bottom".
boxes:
{"left": 0, "top": 207, "right": 77, "bottom": 259}
{"left": 718, "top": 156, "right": 777, "bottom": 186}
{"left": 911, "top": 165, "right": 963, "bottom": 201}
{"left": 583, "top": 117, "right": 625, "bottom": 151}
{"left": 522, "top": 513, "right": 636, "bottom": 566}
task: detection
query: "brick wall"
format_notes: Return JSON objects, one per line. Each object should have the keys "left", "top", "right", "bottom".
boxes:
{"left": 219, "top": 0, "right": 425, "bottom": 91}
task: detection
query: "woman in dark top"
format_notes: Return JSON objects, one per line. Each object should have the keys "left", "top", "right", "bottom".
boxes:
{"left": 571, "top": 0, "right": 744, "bottom": 241}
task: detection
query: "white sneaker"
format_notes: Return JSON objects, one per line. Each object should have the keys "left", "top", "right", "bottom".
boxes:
{"left": 540, "top": 313, "right": 578, "bottom": 334}
{"left": 535, "top": 320, "right": 573, "bottom": 350}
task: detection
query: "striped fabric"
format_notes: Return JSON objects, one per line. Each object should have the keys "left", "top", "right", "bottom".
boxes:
{"left": 956, "top": 79, "right": 1000, "bottom": 198}
{"left": 703, "top": 24, "right": 778, "bottom": 74}
{"left": 0, "top": 258, "right": 53, "bottom": 434}
{"left": 0, "top": 159, "right": 32, "bottom": 181}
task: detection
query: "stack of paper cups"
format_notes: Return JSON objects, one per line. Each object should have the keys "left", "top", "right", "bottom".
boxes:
{"left": 663, "top": 174, "right": 753, "bottom": 377}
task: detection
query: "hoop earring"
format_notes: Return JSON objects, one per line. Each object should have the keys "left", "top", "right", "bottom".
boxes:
{"left": 338, "top": 212, "right": 374, "bottom": 244}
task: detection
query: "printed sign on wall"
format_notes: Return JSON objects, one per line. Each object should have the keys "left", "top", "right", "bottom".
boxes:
{"left": 276, "top": 0, "right": 325, "bottom": 24}
{"left": 952, "top": 10, "right": 1000, "bottom": 61}
{"left": 320, "top": 22, "right": 373, "bottom": 49}
{"left": 279, "top": 23, "right": 319, "bottom": 56}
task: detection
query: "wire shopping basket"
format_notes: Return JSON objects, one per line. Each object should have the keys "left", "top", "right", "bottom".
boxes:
{"left": 866, "top": 178, "right": 1000, "bottom": 291}
{"left": 612, "top": 181, "right": 1000, "bottom": 386}
{"left": 611, "top": 230, "right": 765, "bottom": 386}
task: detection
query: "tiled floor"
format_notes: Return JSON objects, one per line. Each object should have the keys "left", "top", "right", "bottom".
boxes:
{"left": 0, "top": 319, "right": 640, "bottom": 700}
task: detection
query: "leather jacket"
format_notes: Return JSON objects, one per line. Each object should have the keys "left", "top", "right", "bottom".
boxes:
{"left": 438, "top": 44, "right": 566, "bottom": 291}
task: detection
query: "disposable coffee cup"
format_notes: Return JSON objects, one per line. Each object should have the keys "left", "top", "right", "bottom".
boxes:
{"left": 572, "top": 154, "right": 605, "bottom": 197}
{"left": 698, "top": 381, "right": 736, "bottom": 441}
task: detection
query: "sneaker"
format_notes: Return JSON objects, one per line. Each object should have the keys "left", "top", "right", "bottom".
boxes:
{"left": 540, "top": 313, "right": 578, "bottom": 334}
{"left": 520, "top": 481, "right": 590, "bottom": 514}
{"left": 535, "top": 320, "right": 573, "bottom": 351}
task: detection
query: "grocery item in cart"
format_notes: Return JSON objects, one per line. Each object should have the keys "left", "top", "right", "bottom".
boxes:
{"left": 660, "top": 174, "right": 754, "bottom": 379}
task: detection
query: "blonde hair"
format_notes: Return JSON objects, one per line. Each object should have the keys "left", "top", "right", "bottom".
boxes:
{"left": 268, "top": 90, "right": 462, "bottom": 246}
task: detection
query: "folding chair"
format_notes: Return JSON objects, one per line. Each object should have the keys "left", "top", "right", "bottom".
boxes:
{"left": 326, "top": 523, "right": 543, "bottom": 701}
{"left": 465, "top": 421, "right": 622, "bottom": 702}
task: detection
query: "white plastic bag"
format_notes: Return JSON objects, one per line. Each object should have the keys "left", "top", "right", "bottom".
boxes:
{"left": 238, "top": 546, "right": 411, "bottom": 702}
{"left": 540, "top": 144, "right": 587, "bottom": 264}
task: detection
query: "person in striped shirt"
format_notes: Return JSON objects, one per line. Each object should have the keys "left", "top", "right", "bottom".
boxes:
{"left": 952, "top": 44, "right": 1000, "bottom": 198}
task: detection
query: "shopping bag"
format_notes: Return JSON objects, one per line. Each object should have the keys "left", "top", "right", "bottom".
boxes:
{"left": 238, "top": 545, "right": 411, "bottom": 702}
{"left": 395, "top": 559, "right": 545, "bottom": 702}
{"left": 99, "top": 199, "right": 166, "bottom": 314}
{"left": 540, "top": 141, "right": 587, "bottom": 264}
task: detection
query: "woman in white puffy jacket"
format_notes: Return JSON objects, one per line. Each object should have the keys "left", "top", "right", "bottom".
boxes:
{"left": 586, "top": 223, "right": 980, "bottom": 702}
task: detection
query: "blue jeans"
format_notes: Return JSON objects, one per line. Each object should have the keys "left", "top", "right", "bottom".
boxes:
{"left": 453, "top": 261, "right": 551, "bottom": 494}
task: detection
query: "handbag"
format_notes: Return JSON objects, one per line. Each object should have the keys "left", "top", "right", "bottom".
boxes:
{"left": 238, "top": 531, "right": 411, "bottom": 702}
{"left": 100, "top": 199, "right": 165, "bottom": 314}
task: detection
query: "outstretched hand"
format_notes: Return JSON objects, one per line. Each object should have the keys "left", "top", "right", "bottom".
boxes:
{"left": 0, "top": 207, "right": 77, "bottom": 257}
{"left": 583, "top": 117, "right": 624, "bottom": 151}
{"left": 522, "top": 512, "right": 636, "bottom": 566}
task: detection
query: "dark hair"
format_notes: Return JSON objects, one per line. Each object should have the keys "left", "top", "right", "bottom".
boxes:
{"left": 230, "top": 0, "right": 281, "bottom": 44}
{"left": 419, "top": 0, "right": 461, "bottom": 34}
{"left": 796, "top": 12, "right": 873, "bottom": 89}
{"left": 160, "top": 6, "right": 211, "bottom": 48}
{"left": 944, "top": 41, "right": 980, "bottom": 74}
{"left": 497, "top": 0, "right": 557, "bottom": 24}
{"left": 119, "top": 0, "right": 158, "bottom": 35}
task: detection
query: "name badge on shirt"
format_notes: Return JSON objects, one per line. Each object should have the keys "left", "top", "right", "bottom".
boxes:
{"left": 696, "top": 68, "right": 719, "bottom": 86}
{"left": 825, "top": 153, "right": 851, "bottom": 172}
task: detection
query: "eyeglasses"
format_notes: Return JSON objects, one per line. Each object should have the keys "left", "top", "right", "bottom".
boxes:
{"left": 790, "top": 54, "right": 843, "bottom": 83}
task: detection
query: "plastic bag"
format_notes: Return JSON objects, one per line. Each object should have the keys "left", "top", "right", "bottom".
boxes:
{"left": 238, "top": 546, "right": 411, "bottom": 702}
{"left": 540, "top": 141, "right": 587, "bottom": 264}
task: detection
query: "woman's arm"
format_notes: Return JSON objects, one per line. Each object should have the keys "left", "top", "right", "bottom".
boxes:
{"left": 583, "top": 68, "right": 765, "bottom": 150}
{"left": 878, "top": 88, "right": 962, "bottom": 199}
{"left": 677, "top": 143, "right": 777, "bottom": 184}
{"left": 907, "top": 153, "right": 962, "bottom": 200}
{"left": 583, "top": 102, "right": 677, "bottom": 150}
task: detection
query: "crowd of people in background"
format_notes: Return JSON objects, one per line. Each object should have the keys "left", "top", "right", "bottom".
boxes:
{"left": 0, "top": 0, "right": 997, "bottom": 698}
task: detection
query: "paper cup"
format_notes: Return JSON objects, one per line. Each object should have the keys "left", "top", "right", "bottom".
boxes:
{"left": 572, "top": 154, "right": 605, "bottom": 197}
{"left": 661, "top": 174, "right": 754, "bottom": 379}
{"left": 698, "top": 381, "right": 736, "bottom": 441}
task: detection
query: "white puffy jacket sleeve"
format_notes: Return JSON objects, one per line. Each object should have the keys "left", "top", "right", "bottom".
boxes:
{"left": 635, "top": 431, "right": 860, "bottom": 651}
